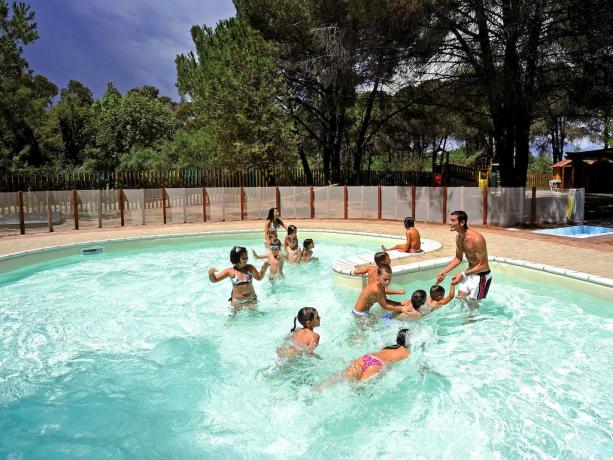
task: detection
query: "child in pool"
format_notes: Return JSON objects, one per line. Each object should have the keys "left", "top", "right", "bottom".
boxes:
{"left": 426, "top": 283, "right": 455, "bottom": 311}
{"left": 301, "top": 238, "right": 317, "bottom": 262}
{"left": 278, "top": 307, "right": 321, "bottom": 357}
{"left": 208, "top": 246, "right": 269, "bottom": 308}
{"left": 264, "top": 207, "right": 287, "bottom": 248}
{"left": 253, "top": 238, "right": 285, "bottom": 278}
{"left": 352, "top": 264, "right": 414, "bottom": 318}
{"left": 284, "top": 225, "right": 302, "bottom": 264}
{"left": 317, "top": 329, "right": 410, "bottom": 389}
{"left": 392, "top": 289, "right": 427, "bottom": 319}
{"left": 352, "top": 251, "right": 405, "bottom": 295}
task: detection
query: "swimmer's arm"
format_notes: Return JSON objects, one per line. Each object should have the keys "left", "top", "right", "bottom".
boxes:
{"left": 249, "top": 263, "right": 269, "bottom": 280}
{"left": 251, "top": 249, "right": 268, "bottom": 259}
{"left": 264, "top": 220, "right": 270, "bottom": 237}
{"left": 437, "top": 237, "right": 463, "bottom": 282}
{"left": 385, "top": 288, "right": 406, "bottom": 295}
{"left": 440, "top": 284, "right": 456, "bottom": 305}
{"left": 380, "top": 295, "right": 410, "bottom": 313}
{"left": 278, "top": 218, "right": 287, "bottom": 230}
{"left": 352, "top": 266, "right": 370, "bottom": 276}
{"left": 208, "top": 267, "right": 231, "bottom": 283}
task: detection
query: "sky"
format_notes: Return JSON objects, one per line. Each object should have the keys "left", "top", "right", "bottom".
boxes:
{"left": 23, "top": 0, "right": 236, "bottom": 100}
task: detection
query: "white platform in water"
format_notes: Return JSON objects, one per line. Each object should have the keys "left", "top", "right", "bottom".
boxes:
{"left": 332, "top": 238, "right": 442, "bottom": 278}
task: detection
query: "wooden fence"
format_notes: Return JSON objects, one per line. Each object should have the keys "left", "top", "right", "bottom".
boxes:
{"left": 0, "top": 167, "right": 481, "bottom": 192}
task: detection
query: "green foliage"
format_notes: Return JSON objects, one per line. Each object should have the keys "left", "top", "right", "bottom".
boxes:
{"left": 116, "top": 129, "right": 216, "bottom": 171}
{"left": 528, "top": 154, "right": 553, "bottom": 174}
{"left": 87, "top": 86, "right": 179, "bottom": 170}
{"left": 0, "top": 0, "right": 58, "bottom": 169}
{"left": 176, "top": 18, "right": 297, "bottom": 173}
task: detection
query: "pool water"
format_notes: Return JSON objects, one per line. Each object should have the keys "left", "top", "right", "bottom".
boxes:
{"left": 535, "top": 225, "right": 613, "bottom": 238}
{"left": 1, "top": 232, "right": 612, "bottom": 459}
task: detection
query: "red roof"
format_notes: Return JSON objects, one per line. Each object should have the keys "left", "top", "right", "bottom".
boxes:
{"left": 552, "top": 159, "right": 572, "bottom": 168}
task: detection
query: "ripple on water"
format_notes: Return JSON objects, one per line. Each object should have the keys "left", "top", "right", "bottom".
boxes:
{"left": 0, "top": 234, "right": 611, "bottom": 458}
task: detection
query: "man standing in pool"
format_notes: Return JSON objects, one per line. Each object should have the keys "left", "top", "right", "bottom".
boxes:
{"left": 436, "top": 210, "right": 492, "bottom": 301}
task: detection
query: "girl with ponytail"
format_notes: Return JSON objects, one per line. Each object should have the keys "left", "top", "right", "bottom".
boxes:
{"left": 278, "top": 307, "right": 321, "bottom": 357}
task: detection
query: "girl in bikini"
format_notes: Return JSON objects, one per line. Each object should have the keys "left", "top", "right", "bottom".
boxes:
{"left": 208, "top": 246, "right": 269, "bottom": 308}
{"left": 284, "top": 225, "right": 302, "bottom": 264}
{"left": 343, "top": 328, "right": 410, "bottom": 381}
{"left": 264, "top": 207, "right": 287, "bottom": 248}
{"left": 277, "top": 307, "right": 321, "bottom": 357}
{"left": 316, "top": 329, "right": 410, "bottom": 390}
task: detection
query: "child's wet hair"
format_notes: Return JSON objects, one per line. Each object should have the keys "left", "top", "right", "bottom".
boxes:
{"left": 374, "top": 251, "right": 388, "bottom": 265}
{"left": 377, "top": 263, "right": 392, "bottom": 276}
{"left": 384, "top": 328, "right": 411, "bottom": 349}
{"left": 230, "top": 246, "right": 247, "bottom": 265}
{"left": 266, "top": 207, "right": 279, "bottom": 221}
{"left": 430, "top": 285, "right": 445, "bottom": 298}
{"left": 303, "top": 238, "right": 314, "bottom": 250}
{"left": 287, "top": 225, "right": 297, "bottom": 235}
{"left": 291, "top": 307, "right": 318, "bottom": 332}
{"left": 404, "top": 217, "right": 415, "bottom": 228}
{"left": 411, "top": 289, "right": 427, "bottom": 309}
{"left": 270, "top": 238, "right": 282, "bottom": 249}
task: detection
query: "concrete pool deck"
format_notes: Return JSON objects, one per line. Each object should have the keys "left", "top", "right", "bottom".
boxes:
{"left": 0, "top": 219, "right": 612, "bottom": 279}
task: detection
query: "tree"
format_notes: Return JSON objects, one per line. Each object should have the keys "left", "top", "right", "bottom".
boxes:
{"left": 54, "top": 80, "right": 94, "bottom": 165}
{"left": 236, "top": 0, "right": 443, "bottom": 183}
{"left": 176, "top": 18, "right": 297, "bottom": 175}
{"left": 0, "top": 0, "right": 58, "bottom": 169}
{"left": 86, "top": 84, "right": 178, "bottom": 170}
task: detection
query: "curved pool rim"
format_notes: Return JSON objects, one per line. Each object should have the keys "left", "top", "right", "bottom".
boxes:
{"left": 1, "top": 228, "right": 612, "bottom": 295}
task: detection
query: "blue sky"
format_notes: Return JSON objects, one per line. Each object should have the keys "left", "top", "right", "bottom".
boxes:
{"left": 23, "top": 0, "right": 236, "bottom": 100}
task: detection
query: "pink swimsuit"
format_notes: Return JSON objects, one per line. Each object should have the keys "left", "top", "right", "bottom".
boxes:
{"left": 361, "top": 354, "right": 384, "bottom": 372}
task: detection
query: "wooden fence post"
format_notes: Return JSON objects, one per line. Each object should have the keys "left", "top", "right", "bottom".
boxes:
{"left": 202, "top": 187, "right": 207, "bottom": 222}
{"left": 310, "top": 186, "right": 314, "bottom": 219}
{"left": 98, "top": 189, "right": 103, "bottom": 228}
{"left": 46, "top": 190, "right": 54, "bottom": 232}
{"left": 182, "top": 188, "right": 187, "bottom": 223}
{"left": 240, "top": 186, "right": 245, "bottom": 220}
{"left": 377, "top": 184, "right": 382, "bottom": 220}
{"left": 162, "top": 187, "right": 167, "bottom": 224}
{"left": 344, "top": 185, "right": 348, "bottom": 219}
{"left": 118, "top": 188, "right": 125, "bottom": 226}
{"left": 482, "top": 186, "right": 488, "bottom": 225}
{"left": 411, "top": 185, "right": 416, "bottom": 220}
{"left": 275, "top": 186, "right": 281, "bottom": 211}
{"left": 72, "top": 189, "right": 79, "bottom": 230}
{"left": 441, "top": 186, "right": 447, "bottom": 224}
{"left": 18, "top": 191, "right": 25, "bottom": 235}
{"left": 531, "top": 186, "right": 536, "bottom": 226}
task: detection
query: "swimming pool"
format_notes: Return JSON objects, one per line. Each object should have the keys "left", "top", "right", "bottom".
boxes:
{"left": 1, "top": 231, "right": 612, "bottom": 458}
{"left": 534, "top": 225, "right": 613, "bottom": 238}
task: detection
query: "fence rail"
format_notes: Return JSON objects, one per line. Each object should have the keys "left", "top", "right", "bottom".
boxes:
{"left": 0, "top": 186, "right": 584, "bottom": 237}
{"left": 0, "top": 167, "right": 483, "bottom": 192}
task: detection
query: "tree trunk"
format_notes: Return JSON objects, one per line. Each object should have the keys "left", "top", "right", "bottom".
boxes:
{"left": 298, "top": 146, "right": 313, "bottom": 185}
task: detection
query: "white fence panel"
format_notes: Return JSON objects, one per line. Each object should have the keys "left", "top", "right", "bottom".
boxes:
{"left": 279, "top": 186, "right": 311, "bottom": 218}
{"left": 244, "top": 187, "right": 276, "bottom": 220}
{"left": 446, "top": 187, "right": 484, "bottom": 225}
{"left": 488, "top": 188, "right": 525, "bottom": 226}
{"left": 415, "top": 187, "right": 443, "bottom": 223}
{"left": 313, "top": 186, "right": 344, "bottom": 218}
{"left": 347, "top": 186, "right": 378, "bottom": 219}
{"left": 381, "top": 186, "right": 412, "bottom": 220}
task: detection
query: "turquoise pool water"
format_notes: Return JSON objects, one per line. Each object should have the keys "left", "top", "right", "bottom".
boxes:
{"left": 1, "top": 232, "right": 612, "bottom": 459}
{"left": 535, "top": 225, "right": 613, "bottom": 238}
